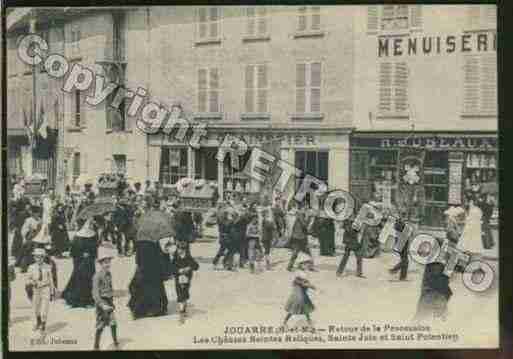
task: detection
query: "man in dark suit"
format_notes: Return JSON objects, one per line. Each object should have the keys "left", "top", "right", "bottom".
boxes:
{"left": 336, "top": 217, "right": 365, "bottom": 278}
{"left": 287, "top": 203, "right": 315, "bottom": 271}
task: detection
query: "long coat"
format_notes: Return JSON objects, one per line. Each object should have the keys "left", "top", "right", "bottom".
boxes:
{"left": 50, "top": 210, "right": 70, "bottom": 255}
{"left": 62, "top": 235, "right": 98, "bottom": 307}
{"left": 170, "top": 253, "right": 199, "bottom": 303}
{"left": 313, "top": 217, "right": 335, "bottom": 256}
{"left": 342, "top": 219, "right": 361, "bottom": 252}
{"left": 128, "top": 241, "right": 172, "bottom": 319}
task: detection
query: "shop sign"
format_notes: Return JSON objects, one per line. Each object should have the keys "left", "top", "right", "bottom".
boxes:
{"left": 161, "top": 132, "right": 318, "bottom": 147}
{"left": 352, "top": 136, "right": 497, "bottom": 150}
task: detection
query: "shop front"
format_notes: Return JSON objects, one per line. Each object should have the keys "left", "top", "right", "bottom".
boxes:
{"left": 350, "top": 132, "right": 498, "bottom": 229}
{"left": 148, "top": 127, "right": 351, "bottom": 202}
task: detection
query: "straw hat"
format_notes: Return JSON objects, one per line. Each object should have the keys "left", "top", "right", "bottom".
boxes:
{"left": 33, "top": 248, "right": 46, "bottom": 257}
{"left": 76, "top": 219, "right": 96, "bottom": 238}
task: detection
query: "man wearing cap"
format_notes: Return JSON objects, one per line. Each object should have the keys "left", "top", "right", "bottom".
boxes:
{"left": 92, "top": 244, "right": 119, "bottom": 350}
{"left": 26, "top": 247, "right": 56, "bottom": 335}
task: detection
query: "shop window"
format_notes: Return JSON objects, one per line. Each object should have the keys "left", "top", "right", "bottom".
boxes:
{"left": 423, "top": 151, "right": 448, "bottom": 227}
{"left": 113, "top": 154, "right": 127, "bottom": 175}
{"left": 244, "top": 64, "right": 269, "bottom": 114}
{"left": 295, "top": 150, "right": 329, "bottom": 198}
{"left": 463, "top": 152, "right": 497, "bottom": 191}
{"left": 160, "top": 147, "right": 188, "bottom": 185}
{"left": 223, "top": 150, "right": 252, "bottom": 193}
{"left": 194, "top": 148, "right": 218, "bottom": 181}
{"left": 246, "top": 7, "right": 268, "bottom": 38}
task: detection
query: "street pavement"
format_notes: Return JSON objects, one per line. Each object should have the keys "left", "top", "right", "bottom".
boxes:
{"left": 8, "top": 230, "right": 499, "bottom": 350}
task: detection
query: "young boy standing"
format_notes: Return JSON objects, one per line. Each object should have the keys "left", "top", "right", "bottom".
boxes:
{"left": 92, "top": 245, "right": 119, "bottom": 350}
{"left": 26, "top": 248, "right": 55, "bottom": 335}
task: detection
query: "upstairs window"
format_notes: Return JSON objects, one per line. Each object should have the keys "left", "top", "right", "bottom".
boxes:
{"left": 297, "top": 6, "right": 321, "bottom": 33}
{"left": 198, "top": 67, "right": 220, "bottom": 113}
{"left": 378, "top": 62, "right": 409, "bottom": 117}
{"left": 462, "top": 53, "right": 497, "bottom": 117}
{"left": 197, "top": 7, "right": 221, "bottom": 42}
{"left": 244, "top": 64, "right": 269, "bottom": 114}
{"left": 246, "top": 7, "right": 269, "bottom": 38}
{"left": 296, "top": 62, "right": 322, "bottom": 114}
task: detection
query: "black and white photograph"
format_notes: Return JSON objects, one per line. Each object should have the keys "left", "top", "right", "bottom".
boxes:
{"left": 4, "top": 4, "right": 499, "bottom": 350}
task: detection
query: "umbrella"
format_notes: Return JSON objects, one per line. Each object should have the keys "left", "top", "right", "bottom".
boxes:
{"left": 480, "top": 182, "right": 498, "bottom": 195}
{"left": 137, "top": 210, "right": 176, "bottom": 242}
{"left": 76, "top": 202, "right": 116, "bottom": 222}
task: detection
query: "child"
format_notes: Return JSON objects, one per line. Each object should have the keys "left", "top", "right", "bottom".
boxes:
{"left": 92, "top": 244, "right": 119, "bottom": 350}
{"left": 170, "top": 241, "right": 200, "bottom": 324}
{"left": 44, "top": 244, "right": 59, "bottom": 292}
{"left": 26, "top": 248, "right": 56, "bottom": 335}
{"left": 283, "top": 256, "right": 316, "bottom": 327}
{"left": 246, "top": 212, "right": 263, "bottom": 274}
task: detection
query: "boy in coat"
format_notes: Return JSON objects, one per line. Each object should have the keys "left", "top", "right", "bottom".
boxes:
{"left": 336, "top": 217, "right": 365, "bottom": 278}
{"left": 26, "top": 248, "right": 56, "bottom": 335}
{"left": 171, "top": 242, "right": 200, "bottom": 324}
{"left": 92, "top": 244, "right": 119, "bottom": 350}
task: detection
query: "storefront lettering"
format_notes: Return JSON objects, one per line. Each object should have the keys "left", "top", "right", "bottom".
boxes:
{"left": 379, "top": 137, "right": 497, "bottom": 150}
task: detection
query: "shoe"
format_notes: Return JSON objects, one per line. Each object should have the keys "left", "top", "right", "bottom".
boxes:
{"left": 356, "top": 274, "right": 366, "bottom": 278}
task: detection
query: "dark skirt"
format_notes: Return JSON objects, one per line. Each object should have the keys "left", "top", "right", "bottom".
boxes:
{"left": 62, "top": 257, "right": 96, "bottom": 307}
{"left": 128, "top": 269, "right": 169, "bottom": 319}
{"left": 52, "top": 228, "right": 70, "bottom": 255}
{"left": 11, "top": 228, "right": 24, "bottom": 261}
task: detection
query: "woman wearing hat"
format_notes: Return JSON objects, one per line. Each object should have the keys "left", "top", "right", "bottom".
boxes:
{"left": 50, "top": 203, "right": 70, "bottom": 258}
{"left": 62, "top": 219, "right": 98, "bottom": 307}
{"left": 170, "top": 241, "right": 200, "bottom": 324}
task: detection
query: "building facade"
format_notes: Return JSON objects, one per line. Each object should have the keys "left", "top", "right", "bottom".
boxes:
{"left": 125, "top": 6, "right": 355, "bottom": 200}
{"left": 353, "top": 5, "right": 498, "bottom": 228}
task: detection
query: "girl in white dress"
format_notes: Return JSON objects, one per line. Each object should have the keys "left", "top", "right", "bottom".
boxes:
{"left": 459, "top": 196, "right": 483, "bottom": 254}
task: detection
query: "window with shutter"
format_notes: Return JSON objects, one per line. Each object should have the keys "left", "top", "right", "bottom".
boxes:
{"left": 381, "top": 5, "right": 411, "bottom": 31}
{"left": 379, "top": 62, "right": 409, "bottom": 116}
{"left": 197, "top": 7, "right": 221, "bottom": 42}
{"left": 297, "top": 6, "right": 322, "bottom": 33}
{"left": 462, "top": 53, "right": 496, "bottom": 116}
{"left": 73, "top": 152, "right": 81, "bottom": 178}
{"left": 246, "top": 7, "right": 269, "bottom": 37}
{"left": 244, "top": 64, "right": 269, "bottom": 114}
{"left": 198, "top": 67, "right": 221, "bottom": 114}
{"left": 74, "top": 90, "right": 82, "bottom": 127}
{"left": 410, "top": 6, "right": 423, "bottom": 29}
{"left": 295, "top": 62, "right": 322, "bottom": 114}
{"left": 466, "top": 5, "right": 496, "bottom": 30}
{"left": 367, "top": 6, "right": 379, "bottom": 33}
{"left": 81, "top": 153, "right": 88, "bottom": 175}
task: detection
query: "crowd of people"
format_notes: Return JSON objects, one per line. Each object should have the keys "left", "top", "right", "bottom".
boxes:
{"left": 6, "top": 173, "right": 497, "bottom": 349}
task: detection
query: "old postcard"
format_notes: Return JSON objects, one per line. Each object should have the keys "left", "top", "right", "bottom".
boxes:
{"left": 4, "top": 5, "right": 499, "bottom": 351}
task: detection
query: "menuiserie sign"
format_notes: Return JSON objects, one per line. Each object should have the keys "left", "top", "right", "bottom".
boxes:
{"left": 378, "top": 32, "right": 496, "bottom": 57}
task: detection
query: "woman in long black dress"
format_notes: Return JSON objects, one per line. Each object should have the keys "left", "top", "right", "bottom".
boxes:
{"left": 170, "top": 242, "right": 199, "bottom": 324}
{"left": 313, "top": 215, "right": 336, "bottom": 256}
{"left": 62, "top": 219, "right": 98, "bottom": 307}
{"left": 50, "top": 204, "right": 70, "bottom": 258}
{"left": 128, "top": 208, "right": 175, "bottom": 319}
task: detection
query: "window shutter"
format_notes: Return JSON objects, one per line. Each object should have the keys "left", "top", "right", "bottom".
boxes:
{"left": 463, "top": 55, "right": 480, "bottom": 115}
{"left": 311, "top": 7, "right": 321, "bottom": 30}
{"left": 394, "top": 62, "right": 408, "bottom": 112}
{"left": 73, "top": 153, "right": 81, "bottom": 177}
{"left": 198, "top": 68, "right": 207, "bottom": 113}
{"left": 257, "top": 7, "right": 267, "bottom": 35}
{"left": 81, "top": 153, "right": 88, "bottom": 174}
{"left": 209, "top": 68, "right": 219, "bottom": 113}
{"left": 410, "top": 5, "right": 423, "bottom": 29}
{"left": 298, "top": 7, "right": 307, "bottom": 31}
{"left": 209, "top": 7, "right": 219, "bottom": 38}
{"left": 310, "top": 62, "right": 321, "bottom": 113}
{"left": 257, "top": 65, "right": 267, "bottom": 113}
{"left": 245, "top": 65, "right": 254, "bottom": 113}
{"left": 296, "top": 63, "right": 306, "bottom": 113}
{"left": 379, "top": 62, "right": 392, "bottom": 112}
{"left": 198, "top": 8, "right": 207, "bottom": 39}
{"left": 480, "top": 54, "right": 497, "bottom": 114}
{"left": 105, "top": 158, "right": 113, "bottom": 172}
{"left": 367, "top": 6, "right": 379, "bottom": 32}
{"left": 247, "top": 7, "right": 256, "bottom": 36}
